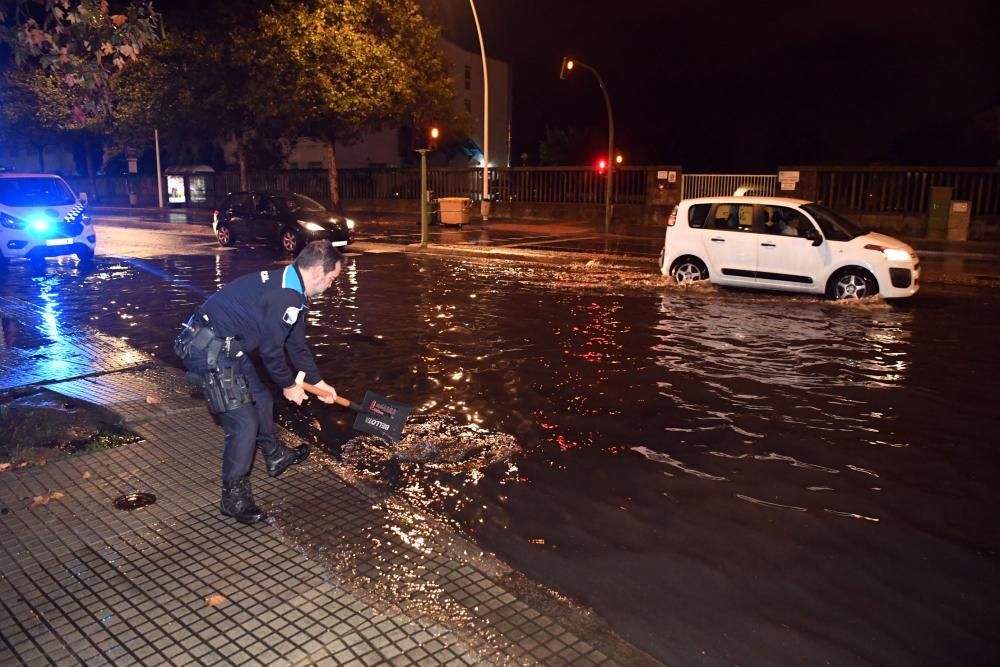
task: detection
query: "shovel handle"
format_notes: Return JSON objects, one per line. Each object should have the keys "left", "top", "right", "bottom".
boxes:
{"left": 300, "top": 382, "right": 363, "bottom": 412}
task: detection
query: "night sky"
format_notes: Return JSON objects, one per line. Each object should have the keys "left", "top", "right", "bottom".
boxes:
{"left": 439, "top": 0, "right": 1000, "bottom": 169}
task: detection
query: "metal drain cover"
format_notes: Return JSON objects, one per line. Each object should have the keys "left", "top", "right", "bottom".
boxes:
{"left": 113, "top": 492, "right": 156, "bottom": 511}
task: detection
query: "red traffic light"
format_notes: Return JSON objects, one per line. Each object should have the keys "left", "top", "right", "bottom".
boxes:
{"left": 597, "top": 158, "right": 607, "bottom": 171}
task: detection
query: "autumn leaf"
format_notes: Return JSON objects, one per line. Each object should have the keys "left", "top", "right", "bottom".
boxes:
{"left": 31, "top": 491, "right": 65, "bottom": 506}
{"left": 205, "top": 594, "right": 225, "bottom": 606}
{"left": 145, "top": 395, "right": 162, "bottom": 405}
{"left": 82, "top": 471, "right": 92, "bottom": 479}
{"left": 110, "top": 14, "right": 127, "bottom": 27}
{"left": 0, "top": 463, "right": 10, "bottom": 473}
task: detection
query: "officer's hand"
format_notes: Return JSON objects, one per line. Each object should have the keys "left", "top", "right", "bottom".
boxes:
{"left": 283, "top": 384, "right": 308, "bottom": 405}
{"left": 313, "top": 380, "right": 337, "bottom": 404}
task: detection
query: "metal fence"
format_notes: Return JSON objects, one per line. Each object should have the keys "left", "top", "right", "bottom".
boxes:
{"left": 338, "top": 166, "right": 649, "bottom": 205}
{"left": 681, "top": 174, "right": 777, "bottom": 199}
{"left": 815, "top": 167, "right": 1000, "bottom": 216}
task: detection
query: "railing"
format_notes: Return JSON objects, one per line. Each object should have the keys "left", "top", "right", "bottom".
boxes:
{"left": 815, "top": 166, "right": 1000, "bottom": 216}
{"left": 338, "top": 166, "right": 649, "bottom": 205}
{"left": 681, "top": 174, "right": 777, "bottom": 199}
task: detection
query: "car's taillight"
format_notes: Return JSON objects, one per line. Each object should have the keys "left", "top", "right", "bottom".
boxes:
{"left": 666, "top": 207, "right": 678, "bottom": 226}
{"left": 213, "top": 210, "right": 219, "bottom": 224}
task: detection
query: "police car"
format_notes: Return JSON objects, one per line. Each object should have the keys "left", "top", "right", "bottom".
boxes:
{"left": 0, "top": 172, "right": 95, "bottom": 267}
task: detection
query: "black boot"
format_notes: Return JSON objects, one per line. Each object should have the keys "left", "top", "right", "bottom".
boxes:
{"left": 220, "top": 477, "right": 264, "bottom": 524}
{"left": 264, "top": 442, "right": 310, "bottom": 478}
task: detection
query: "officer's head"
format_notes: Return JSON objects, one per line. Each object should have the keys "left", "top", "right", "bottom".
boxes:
{"left": 295, "top": 241, "right": 345, "bottom": 298}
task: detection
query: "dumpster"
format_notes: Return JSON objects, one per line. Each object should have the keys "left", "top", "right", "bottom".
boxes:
{"left": 437, "top": 197, "right": 472, "bottom": 227}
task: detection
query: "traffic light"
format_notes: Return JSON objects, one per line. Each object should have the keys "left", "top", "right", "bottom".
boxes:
{"left": 615, "top": 154, "right": 623, "bottom": 165}
{"left": 597, "top": 158, "right": 607, "bottom": 173}
{"left": 559, "top": 57, "right": 574, "bottom": 79}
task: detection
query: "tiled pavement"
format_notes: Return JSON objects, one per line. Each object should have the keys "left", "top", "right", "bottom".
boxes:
{"left": 0, "top": 296, "right": 658, "bottom": 666}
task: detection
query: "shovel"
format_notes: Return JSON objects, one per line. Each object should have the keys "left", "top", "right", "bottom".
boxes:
{"left": 298, "top": 379, "right": 411, "bottom": 443}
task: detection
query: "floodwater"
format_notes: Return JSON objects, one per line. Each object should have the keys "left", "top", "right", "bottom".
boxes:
{"left": 3, "top": 249, "right": 999, "bottom": 665}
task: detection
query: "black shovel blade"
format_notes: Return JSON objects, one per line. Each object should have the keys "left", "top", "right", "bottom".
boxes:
{"left": 352, "top": 390, "right": 411, "bottom": 442}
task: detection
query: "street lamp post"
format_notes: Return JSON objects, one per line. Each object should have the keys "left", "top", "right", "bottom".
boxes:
{"left": 417, "top": 148, "right": 430, "bottom": 246}
{"left": 560, "top": 57, "right": 615, "bottom": 233}
{"left": 468, "top": 0, "right": 490, "bottom": 220}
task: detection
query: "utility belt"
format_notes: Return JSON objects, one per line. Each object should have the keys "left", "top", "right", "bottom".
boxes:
{"left": 174, "top": 311, "right": 244, "bottom": 367}
{"left": 176, "top": 311, "right": 252, "bottom": 414}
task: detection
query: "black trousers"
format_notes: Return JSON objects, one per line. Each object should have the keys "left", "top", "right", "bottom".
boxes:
{"left": 184, "top": 349, "right": 277, "bottom": 482}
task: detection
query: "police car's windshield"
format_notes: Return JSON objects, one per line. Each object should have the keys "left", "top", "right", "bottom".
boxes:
{"left": 0, "top": 177, "right": 76, "bottom": 207}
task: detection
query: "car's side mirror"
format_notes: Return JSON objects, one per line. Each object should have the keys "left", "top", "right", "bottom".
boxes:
{"left": 804, "top": 228, "right": 823, "bottom": 246}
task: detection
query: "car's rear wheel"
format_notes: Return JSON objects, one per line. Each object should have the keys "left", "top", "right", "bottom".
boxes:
{"left": 280, "top": 228, "right": 303, "bottom": 255}
{"left": 828, "top": 268, "right": 877, "bottom": 300}
{"left": 216, "top": 223, "right": 235, "bottom": 247}
{"left": 670, "top": 257, "right": 709, "bottom": 284}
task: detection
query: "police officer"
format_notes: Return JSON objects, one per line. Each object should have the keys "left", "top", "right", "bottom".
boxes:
{"left": 176, "top": 241, "right": 343, "bottom": 524}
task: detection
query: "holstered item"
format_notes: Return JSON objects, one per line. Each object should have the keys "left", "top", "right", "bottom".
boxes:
{"left": 202, "top": 366, "right": 253, "bottom": 414}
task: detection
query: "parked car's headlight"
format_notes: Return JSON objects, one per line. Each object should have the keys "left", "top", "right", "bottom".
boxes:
{"left": 301, "top": 221, "right": 325, "bottom": 231}
{"left": 865, "top": 244, "right": 912, "bottom": 262}
{"left": 345, "top": 218, "right": 356, "bottom": 230}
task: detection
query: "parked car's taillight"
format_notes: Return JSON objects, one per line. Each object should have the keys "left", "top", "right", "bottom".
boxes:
{"left": 666, "top": 207, "right": 678, "bottom": 226}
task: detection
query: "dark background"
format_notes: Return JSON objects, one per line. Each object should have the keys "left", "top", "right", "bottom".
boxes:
{"left": 436, "top": 0, "right": 1000, "bottom": 168}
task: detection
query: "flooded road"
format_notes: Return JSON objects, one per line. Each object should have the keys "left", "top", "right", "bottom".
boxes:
{"left": 2, "top": 246, "right": 999, "bottom": 665}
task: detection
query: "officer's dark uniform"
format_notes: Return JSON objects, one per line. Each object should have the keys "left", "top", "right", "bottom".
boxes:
{"left": 177, "top": 263, "right": 320, "bottom": 522}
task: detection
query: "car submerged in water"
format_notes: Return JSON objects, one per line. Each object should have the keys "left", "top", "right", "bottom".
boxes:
{"left": 659, "top": 196, "right": 920, "bottom": 300}
{"left": 212, "top": 190, "right": 355, "bottom": 255}
{"left": 0, "top": 172, "right": 94, "bottom": 268}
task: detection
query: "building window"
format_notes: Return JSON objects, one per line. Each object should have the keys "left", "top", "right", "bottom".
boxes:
{"left": 464, "top": 98, "right": 472, "bottom": 113}
{"left": 464, "top": 65, "right": 471, "bottom": 91}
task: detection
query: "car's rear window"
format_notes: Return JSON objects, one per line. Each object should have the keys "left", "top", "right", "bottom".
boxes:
{"left": 688, "top": 203, "right": 711, "bottom": 228}
{"left": 0, "top": 177, "right": 76, "bottom": 207}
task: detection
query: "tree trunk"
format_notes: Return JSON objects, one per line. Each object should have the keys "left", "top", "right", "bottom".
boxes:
{"left": 85, "top": 140, "right": 97, "bottom": 204}
{"left": 236, "top": 132, "right": 248, "bottom": 191}
{"left": 325, "top": 142, "right": 340, "bottom": 208}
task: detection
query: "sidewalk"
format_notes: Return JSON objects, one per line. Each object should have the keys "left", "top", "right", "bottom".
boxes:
{"left": 0, "top": 295, "right": 657, "bottom": 665}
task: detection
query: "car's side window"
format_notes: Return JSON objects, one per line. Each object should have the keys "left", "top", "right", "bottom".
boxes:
{"left": 688, "top": 203, "right": 711, "bottom": 228}
{"left": 765, "top": 206, "right": 813, "bottom": 238}
{"left": 709, "top": 204, "right": 754, "bottom": 232}
{"left": 230, "top": 193, "right": 249, "bottom": 215}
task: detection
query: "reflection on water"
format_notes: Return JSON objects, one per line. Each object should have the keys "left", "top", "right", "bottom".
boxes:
{"left": 3, "top": 251, "right": 999, "bottom": 664}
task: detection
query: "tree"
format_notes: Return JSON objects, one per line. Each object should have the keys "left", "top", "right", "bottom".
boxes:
{"left": 254, "top": 0, "right": 454, "bottom": 205}
{"left": 1, "top": 0, "right": 160, "bottom": 192}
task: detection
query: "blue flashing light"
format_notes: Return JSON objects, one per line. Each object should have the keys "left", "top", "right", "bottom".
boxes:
{"left": 28, "top": 217, "right": 52, "bottom": 236}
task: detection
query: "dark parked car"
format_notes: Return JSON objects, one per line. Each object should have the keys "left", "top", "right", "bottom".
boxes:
{"left": 212, "top": 191, "right": 355, "bottom": 254}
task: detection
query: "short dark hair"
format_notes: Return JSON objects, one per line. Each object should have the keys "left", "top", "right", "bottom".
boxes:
{"left": 295, "top": 241, "right": 344, "bottom": 273}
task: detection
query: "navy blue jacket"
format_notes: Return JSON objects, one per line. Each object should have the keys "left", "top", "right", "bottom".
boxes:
{"left": 199, "top": 264, "right": 321, "bottom": 388}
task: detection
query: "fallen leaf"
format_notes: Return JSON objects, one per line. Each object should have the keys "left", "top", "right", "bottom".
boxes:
{"left": 205, "top": 594, "right": 225, "bottom": 606}
{"left": 145, "top": 395, "right": 162, "bottom": 405}
{"left": 31, "top": 491, "right": 65, "bottom": 506}
{"left": 0, "top": 463, "right": 10, "bottom": 473}
{"left": 82, "top": 471, "right": 92, "bottom": 479}
{"left": 35, "top": 457, "right": 46, "bottom": 467}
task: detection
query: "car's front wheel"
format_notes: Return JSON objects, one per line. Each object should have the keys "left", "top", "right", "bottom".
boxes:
{"left": 670, "top": 257, "right": 709, "bottom": 284}
{"left": 77, "top": 247, "right": 94, "bottom": 263}
{"left": 216, "top": 223, "right": 235, "bottom": 247}
{"left": 280, "top": 228, "right": 303, "bottom": 255}
{"left": 828, "top": 268, "right": 877, "bottom": 300}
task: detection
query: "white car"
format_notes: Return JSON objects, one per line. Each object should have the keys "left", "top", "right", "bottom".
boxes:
{"left": 659, "top": 196, "right": 919, "bottom": 299}
{"left": 0, "top": 172, "right": 94, "bottom": 267}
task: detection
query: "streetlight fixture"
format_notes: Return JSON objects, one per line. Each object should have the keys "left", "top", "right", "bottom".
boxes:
{"left": 559, "top": 56, "right": 615, "bottom": 233}
{"left": 468, "top": 0, "right": 490, "bottom": 221}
